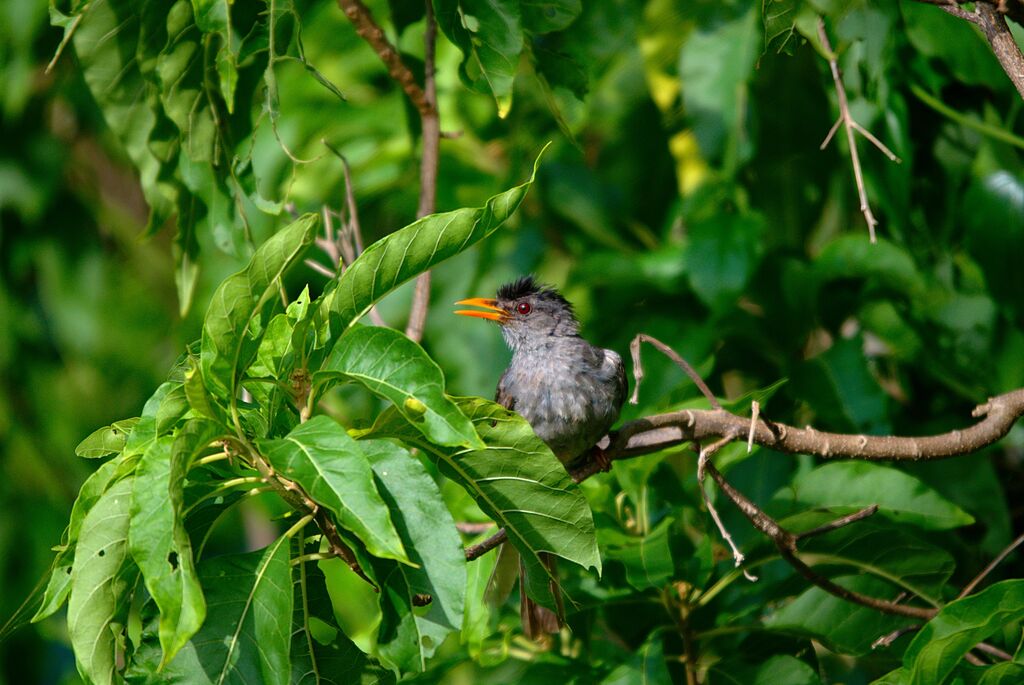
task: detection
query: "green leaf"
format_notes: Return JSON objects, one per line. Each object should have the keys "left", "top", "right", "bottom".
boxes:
{"left": 977, "top": 663, "right": 1024, "bottom": 685}
{"left": 129, "top": 421, "right": 220, "bottom": 666}
{"left": 68, "top": 476, "right": 138, "bottom": 685}
{"left": 766, "top": 575, "right": 908, "bottom": 656}
{"left": 684, "top": 212, "right": 765, "bottom": 313}
{"left": 318, "top": 325, "right": 483, "bottom": 449}
{"left": 190, "top": 0, "right": 240, "bottom": 111}
{"left": 790, "top": 462, "right": 975, "bottom": 531}
{"left": 291, "top": 562, "right": 397, "bottom": 685}
{"left": 902, "top": 580, "right": 1024, "bottom": 685}
{"left": 201, "top": 214, "right": 318, "bottom": 402}
{"left": 76, "top": 417, "right": 140, "bottom": 458}
{"left": 434, "top": 0, "right": 523, "bottom": 115}
{"left": 129, "top": 537, "right": 294, "bottom": 685}
{"left": 763, "top": 0, "right": 803, "bottom": 55}
{"left": 523, "top": 0, "right": 581, "bottom": 34}
{"left": 259, "top": 416, "right": 408, "bottom": 563}
{"left": 599, "top": 516, "right": 675, "bottom": 591}
{"left": 601, "top": 631, "right": 671, "bottom": 685}
{"left": 360, "top": 439, "right": 466, "bottom": 672}
{"left": 753, "top": 656, "right": 822, "bottom": 685}
{"left": 324, "top": 145, "right": 547, "bottom": 336}
{"left": 363, "top": 397, "right": 600, "bottom": 608}
{"left": 678, "top": 5, "right": 759, "bottom": 162}
{"left": 963, "top": 171, "right": 1024, "bottom": 321}
{"left": 33, "top": 456, "right": 127, "bottom": 622}
{"left": 814, "top": 234, "right": 926, "bottom": 299}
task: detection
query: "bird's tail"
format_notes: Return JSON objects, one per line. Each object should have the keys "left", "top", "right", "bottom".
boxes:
{"left": 520, "top": 552, "right": 563, "bottom": 640}
{"left": 486, "top": 545, "right": 564, "bottom": 640}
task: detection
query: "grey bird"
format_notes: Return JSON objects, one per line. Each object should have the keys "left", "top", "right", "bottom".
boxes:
{"left": 455, "top": 276, "right": 627, "bottom": 638}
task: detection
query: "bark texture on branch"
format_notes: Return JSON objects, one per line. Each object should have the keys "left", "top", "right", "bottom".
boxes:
{"left": 566, "top": 388, "right": 1024, "bottom": 481}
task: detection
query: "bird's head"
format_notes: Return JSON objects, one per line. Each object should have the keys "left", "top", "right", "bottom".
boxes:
{"left": 455, "top": 276, "right": 579, "bottom": 351}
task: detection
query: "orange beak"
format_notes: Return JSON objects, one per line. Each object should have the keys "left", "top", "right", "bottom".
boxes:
{"left": 454, "top": 297, "right": 509, "bottom": 323}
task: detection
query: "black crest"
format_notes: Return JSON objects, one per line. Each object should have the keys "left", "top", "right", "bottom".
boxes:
{"left": 497, "top": 276, "right": 574, "bottom": 314}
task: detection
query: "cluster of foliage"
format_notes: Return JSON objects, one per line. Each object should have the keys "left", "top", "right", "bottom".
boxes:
{"left": 3, "top": 0, "right": 1024, "bottom": 684}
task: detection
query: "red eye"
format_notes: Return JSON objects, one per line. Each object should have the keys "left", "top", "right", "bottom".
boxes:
{"left": 516, "top": 302, "right": 532, "bottom": 315}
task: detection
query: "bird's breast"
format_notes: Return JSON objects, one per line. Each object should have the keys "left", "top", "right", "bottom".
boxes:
{"left": 500, "top": 343, "right": 623, "bottom": 461}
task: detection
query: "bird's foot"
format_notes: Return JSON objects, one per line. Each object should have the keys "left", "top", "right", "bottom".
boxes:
{"left": 593, "top": 447, "right": 613, "bottom": 472}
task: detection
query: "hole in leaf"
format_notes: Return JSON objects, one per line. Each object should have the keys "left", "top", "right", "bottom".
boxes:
{"left": 66, "top": 566, "right": 73, "bottom": 575}
{"left": 97, "top": 549, "right": 105, "bottom": 557}
{"left": 168, "top": 551, "right": 179, "bottom": 571}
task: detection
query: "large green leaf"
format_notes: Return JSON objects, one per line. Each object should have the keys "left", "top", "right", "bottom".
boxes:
{"left": 324, "top": 145, "right": 547, "bottom": 336}
{"left": 434, "top": 0, "right": 523, "bottom": 115}
{"left": 902, "top": 580, "right": 1024, "bottom": 685}
{"left": 75, "top": 418, "right": 140, "bottom": 459}
{"left": 788, "top": 462, "right": 974, "bottom": 531}
{"left": 360, "top": 439, "right": 466, "bottom": 672}
{"left": 67, "top": 476, "right": 138, "bottom": 685}
{"left": 259, "top": 416, "right": 408, "bottom": 563}
{"left": 201, "top": 214, "right": 318, "bottom": 402}
{"left": 362, "top": 397, "right": 600, "bottom": 608}
{"left": 599, "top": 516, "right": 675, "bottom": 591}
{"left": 318, "top": 325, "right": 483, "bottom": 449}
{"left": 128, "top": 537, "right": 294, "bottom": 685}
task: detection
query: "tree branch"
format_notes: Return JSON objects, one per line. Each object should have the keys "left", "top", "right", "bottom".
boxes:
{"left": 336, "top": 0, "right": 434, "bottom": 117}
{"left": 405, "top": 0, "right": 441, "bottom": 343}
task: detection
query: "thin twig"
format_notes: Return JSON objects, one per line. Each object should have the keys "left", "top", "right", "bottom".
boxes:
{"left": 405, "top": 0, "right": 441, "bottom": 343}
{"left": 795, "top": 505, "right": 879, "bottom": 540}
{"left": 872, "top": 624, "right": 921, "bottom": 650}
{"left": 974, "top": 641, "right": 1014, "bottom": 661}
{"left": 958, "top": 530, "right": 1024, "bottom": 598}
{"left": 817, "top": 17, "right": 902, "bottom": 242}
{"left": 630, "top": 333, "right": 721, "bottom": 409}
{"left": 699, "top": 438, "right": 756, "bottom": 580}
{"left": 466, "top": 527, "right": 508, "bottom": 560}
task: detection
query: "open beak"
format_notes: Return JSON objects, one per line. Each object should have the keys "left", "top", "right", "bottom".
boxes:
{"left": 454, "top": 297, "right": 508, "bottom": 323}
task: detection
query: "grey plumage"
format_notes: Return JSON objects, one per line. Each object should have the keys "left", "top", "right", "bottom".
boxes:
{"left": 491, "top": 276, "right": 627, "bottom": 463}
{"left": 457, "top": 276, "right": 627, "bottom": 640}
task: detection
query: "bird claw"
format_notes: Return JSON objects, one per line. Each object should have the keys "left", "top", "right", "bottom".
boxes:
{"left": 593, "top": 447, "right": 613, "bottom": 472}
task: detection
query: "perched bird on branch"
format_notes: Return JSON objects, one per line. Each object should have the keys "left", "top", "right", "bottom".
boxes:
{"left": 455, "top": 275, "right": 627, "bottom": 639}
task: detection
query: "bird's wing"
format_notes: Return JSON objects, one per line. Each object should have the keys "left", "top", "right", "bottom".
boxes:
{"left": 495, "top": 367, "right": 516, "bottom": 411}
{"left": 611, "top": 349, "right": 628, "bottom": 409}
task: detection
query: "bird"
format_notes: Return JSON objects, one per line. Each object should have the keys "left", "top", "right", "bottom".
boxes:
{"left": 455, "top": 275, "right": 627, "bottom": 639}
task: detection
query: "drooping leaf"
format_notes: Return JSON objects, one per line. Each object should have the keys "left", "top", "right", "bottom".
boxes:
{"left": 434, "top": 0, "right": 524, "bottom": 115}
{"left": 201, "top": 214, "right": 318, "bottom": 401}
{"left": 360, "top": 439, "right": 466, "bottom": 672}
{"left": 324, "top": 144, "right": 547, "bottom": 336}
{"left": 789, "top": 462, "right": 975, "bottom": 531}
{"left": 129, "top": 420, "right": 221, "bottom": 666}
{"left": 318, "top": 325, "right": 483, "bottom": 449}
{"left": 67, "top": 476, "right": 138, "bottom": 685}
{"left": 362, "top": 397, "right": 600, "bottom": 609}
{"left": 523, "top": 0, "right": 582, "bottom": 34}
{"left": 258, "top": 416, "right": 409, "bottom": 563}
{"left": 190, "top": 0, "right": 241, "bottom": 111}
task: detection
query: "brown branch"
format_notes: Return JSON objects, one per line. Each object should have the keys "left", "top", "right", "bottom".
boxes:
{"left": 465, "top": 528, "right": 507, "bottom": 561}
{"left": 588, "top": 388, "right": 1024, "bottom": 470}
{"left": 910, "top": 1, "right": 1024, "bottom": 98}
{"left": 405, "top": 0, "right": 441, "bottom": 343}
{"left": 336, "top": 0, "right": 433, "bottom": 117}
{"left": 702, "top": 460, "right": 935, "bottom": 619}
{"left": 975, "top": 2, "right": 1024, "bottom": 99}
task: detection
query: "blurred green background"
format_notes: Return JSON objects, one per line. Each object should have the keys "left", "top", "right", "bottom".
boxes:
{"left": 3, "top": 0, "right": 1024, "bottom": 682}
